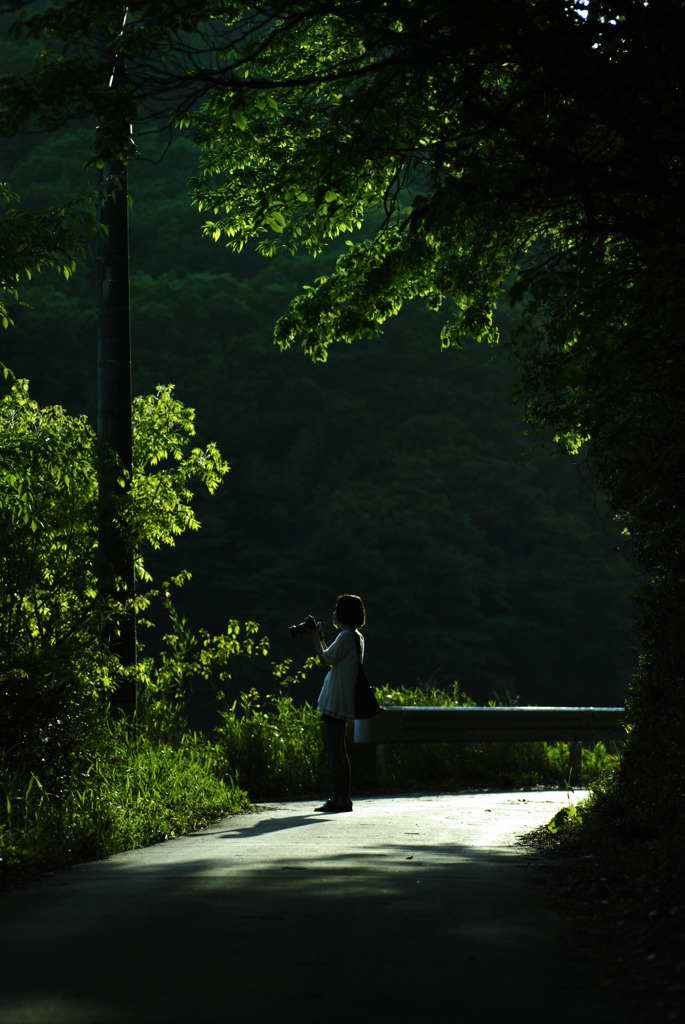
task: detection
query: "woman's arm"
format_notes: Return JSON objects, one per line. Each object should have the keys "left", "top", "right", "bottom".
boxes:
{"left": 306, "top": 623, "right": 329, "bottom": 663}
{"left": 304, "top": 625, "right": 355, "bottom": 665}
{"left": 301, "top": 618, "right": 327, "bottom": 667}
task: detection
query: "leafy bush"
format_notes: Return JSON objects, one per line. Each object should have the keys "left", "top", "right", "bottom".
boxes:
{"left": 0, "top": 380, "right": 229, "bottom": 776}
{"left": 0, "top": 381, "right": 109, "bottom": 764}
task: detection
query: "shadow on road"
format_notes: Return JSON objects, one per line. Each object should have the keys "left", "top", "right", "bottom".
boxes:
{"left": 0, "top": 794, "right": 651, "bottom": 1024}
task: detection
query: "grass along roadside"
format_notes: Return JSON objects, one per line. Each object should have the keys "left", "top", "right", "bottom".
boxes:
{"left": 0, "top": 718, "right": 249, "bottom": 886}
{"left": 213, "top": 683, "right": 620, "bottom": 799}
{"left": 1, "top": 680, "right": 620, "bottom": 889}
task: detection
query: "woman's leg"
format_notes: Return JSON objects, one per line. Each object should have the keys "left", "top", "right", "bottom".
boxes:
{"left": 322, "top": 715, "right": 352, "bottom": 808}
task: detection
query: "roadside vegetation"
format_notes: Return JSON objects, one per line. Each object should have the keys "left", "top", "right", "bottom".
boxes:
{"left": 1, "top": 658, "right": 619, "bottom": 888}
{"left": 527, "top": 783, "right": 684, "bottom": 1022}
{"left": 0, "top": 721, "right": 251, "bottom": 884}
{"left": 215, "top": 678, "right": 618, "bottom": 799}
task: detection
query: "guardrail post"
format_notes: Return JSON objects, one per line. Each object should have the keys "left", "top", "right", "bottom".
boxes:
{"left": 377, "top": 743, "right": 388, "bottom": 785}
{"left": 569, "top": 741, "right": 582, "bottom": 785}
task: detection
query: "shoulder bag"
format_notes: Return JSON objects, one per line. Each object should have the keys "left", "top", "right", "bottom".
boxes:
{"left": 351, "top": 632, "right": 380, "bottom": 719}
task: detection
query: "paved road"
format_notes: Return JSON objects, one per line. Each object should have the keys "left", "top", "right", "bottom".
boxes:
{"left": 0, "top": 792, "right": 647, "bottom": 1023}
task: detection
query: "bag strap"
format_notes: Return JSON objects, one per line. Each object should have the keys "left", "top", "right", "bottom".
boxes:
{"left": 348, "top": 628, "right": 362, "bottom": 663}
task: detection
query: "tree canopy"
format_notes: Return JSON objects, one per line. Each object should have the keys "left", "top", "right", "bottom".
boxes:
{"left": 3, "top": 1, "right": 682, "bottom": 367}
{"left": 3, "top": 2, "right": 683, "bottom": 512}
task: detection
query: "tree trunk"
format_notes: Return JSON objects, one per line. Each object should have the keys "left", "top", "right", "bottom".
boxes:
{"left": 96, "top": 123, "right": 137, "bottom": 711}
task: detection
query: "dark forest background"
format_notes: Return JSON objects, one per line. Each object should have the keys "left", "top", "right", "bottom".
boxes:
{"left": 0, "top": 116, "right": 640, "bottom": 714}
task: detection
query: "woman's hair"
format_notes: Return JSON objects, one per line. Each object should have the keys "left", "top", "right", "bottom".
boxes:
{"left": 336, "top": 593, "right": 366, "bottom": 629}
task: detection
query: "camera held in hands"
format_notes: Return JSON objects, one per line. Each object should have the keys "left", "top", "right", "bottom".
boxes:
{"left": 289, "top": 614, "right": 319, "bottom": 637}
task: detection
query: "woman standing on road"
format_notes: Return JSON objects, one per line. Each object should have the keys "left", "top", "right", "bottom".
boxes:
{"left": 304, "top": 593, "right": 366, "bottom": 814}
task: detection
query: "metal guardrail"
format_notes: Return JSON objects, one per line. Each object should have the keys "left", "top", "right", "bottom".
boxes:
{"left": 353, "top": 706, "right": 626, "bottom": 783}
{"left": 354, "top": 705, "right": 625, "bottom": 743}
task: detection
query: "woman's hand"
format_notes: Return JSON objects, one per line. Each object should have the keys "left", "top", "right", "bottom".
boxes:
{"left": 303, "top": 621, "right": 327, "bottom": 655}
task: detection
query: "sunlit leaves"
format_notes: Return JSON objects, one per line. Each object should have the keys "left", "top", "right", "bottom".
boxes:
{"left": 1, "top": 180, "right": 100, "bottom": 322}
{"left": 0, "top": 380, "right": 230, "bottom": 675}
{"left": 0, "top": 380, "right": 99, "bottom": 660}
{"left": 177, "top": 3, "right": 571, "bottom": 358}
{"left": 131, "top": 385, "right": 230, "bottom": 550}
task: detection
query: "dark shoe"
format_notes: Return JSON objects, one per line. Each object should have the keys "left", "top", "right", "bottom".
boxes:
{"left": 315, "top": 800, "right": 353, "bottom": 813}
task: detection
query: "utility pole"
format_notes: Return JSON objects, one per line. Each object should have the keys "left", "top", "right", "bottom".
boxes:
{"left": 95, "top": 8, "right": 136, "bottom": 712}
